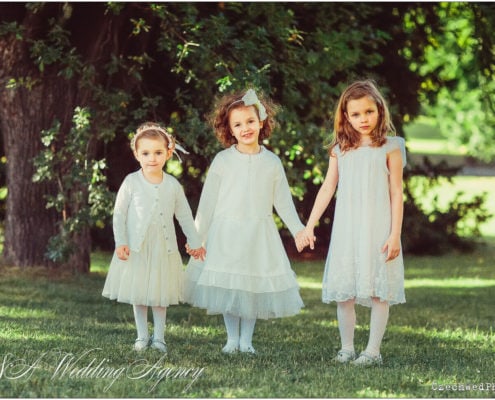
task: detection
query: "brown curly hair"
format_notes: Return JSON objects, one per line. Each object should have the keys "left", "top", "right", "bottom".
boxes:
{"left": 330, "top": 80, "right": 395, "bottom": 154}
{"left": 208, "top": 89, "right": 278, "bottom": 148}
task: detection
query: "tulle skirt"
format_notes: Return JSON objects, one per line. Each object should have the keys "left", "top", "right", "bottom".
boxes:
{"left": 102, "top": 223, "right": 184, "bottom": 307}
{"left": 184, "top": 217, "right": 304, "bottom": 319}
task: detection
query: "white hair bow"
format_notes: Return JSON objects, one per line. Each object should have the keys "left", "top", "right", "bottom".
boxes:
{"left": 242, "top": 89, "right": 267, "bottom": 121}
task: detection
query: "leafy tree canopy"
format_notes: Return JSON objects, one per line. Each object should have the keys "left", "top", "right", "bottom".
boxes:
{"left": 2, "top": 2, "right": 491, "bottom": 270}
{"left": 404, "top": 3, "right": 495, "bottom": 161}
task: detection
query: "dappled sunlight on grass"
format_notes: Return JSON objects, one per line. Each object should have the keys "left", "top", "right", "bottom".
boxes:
{"left": 405, "top": 278, "right": 495, "bottom": 288}
{"left": 357, "top": 387, "right": 410, "bottom": 398}
{"left": 0, "top": 330, "right": 68, "bottom": 342}
{"left": 297, "top": 280, "right": 322, "bottom": 290}
{"left": 0, "top": 244, "right": 493, "bottom": 397}
{"left": 0, "top": 306, "right": 56, "bottom": 318}
{"left": 389, "top": 325, "right": 494, "bottom": 346}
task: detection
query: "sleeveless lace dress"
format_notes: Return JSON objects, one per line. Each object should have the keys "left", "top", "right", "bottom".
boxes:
{"left": 322, "top": 136, "right": 407, "bottom": 307}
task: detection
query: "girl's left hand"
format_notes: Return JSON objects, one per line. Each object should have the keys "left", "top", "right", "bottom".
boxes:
{"left": 185, "top": 244, "right": 206, "bottom": 261}
{"left": 382, "top": 235, "right": 401, "bottom": 261}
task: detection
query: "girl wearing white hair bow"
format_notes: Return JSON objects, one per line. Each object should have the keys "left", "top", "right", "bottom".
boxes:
{"left": 103, "top": 122, "right": 205, "bottom": 353}
{"left": 185, "top": 89, "right": 306, "bottom": 354}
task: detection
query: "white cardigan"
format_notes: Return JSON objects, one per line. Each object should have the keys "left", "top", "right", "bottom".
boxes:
{"left": 112, "top": 170, "right": 201, "bottom": 253}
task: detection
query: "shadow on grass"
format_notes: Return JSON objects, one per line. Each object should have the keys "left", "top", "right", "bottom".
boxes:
{"left": 1, "top": 255, "right": 494, "bottom": 398}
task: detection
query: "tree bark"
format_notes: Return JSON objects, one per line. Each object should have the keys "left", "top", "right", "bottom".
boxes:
{"left": 0, "top": 4, "right": 137, "bottom": 272}
{"left": 0, "top": 7, "right": 90, "bottom": 271}
{"left": 0, "top": 32, "right": 60, "bottom": 267}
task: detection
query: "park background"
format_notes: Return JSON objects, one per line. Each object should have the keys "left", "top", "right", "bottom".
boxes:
{"left": 0, "top": 2, "right": 494, "bottom": 398}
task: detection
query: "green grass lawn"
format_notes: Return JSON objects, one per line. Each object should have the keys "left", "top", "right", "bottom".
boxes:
{"left": 0, "top": 245, "right": 494, "bottom": 398}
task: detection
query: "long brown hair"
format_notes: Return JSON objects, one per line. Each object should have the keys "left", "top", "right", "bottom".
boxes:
{"left": 330, "top": 80, "right": 395, "bottom": 154}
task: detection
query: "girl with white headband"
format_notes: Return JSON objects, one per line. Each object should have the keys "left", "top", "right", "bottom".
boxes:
{"left": 185, "top": 89, "right": 306, "bottom": 354}
{"left": 103, "top": 121, "right": 206, "bottom": 353}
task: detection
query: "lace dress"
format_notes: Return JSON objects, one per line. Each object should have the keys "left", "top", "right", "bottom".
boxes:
{"left": 322, "top": 136, "right": 407, "bottom": 307}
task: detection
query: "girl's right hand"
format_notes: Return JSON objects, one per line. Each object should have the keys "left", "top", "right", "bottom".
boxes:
{"left": 295, "top": 228, "right": 316, "bottom": 252}
{"left": 116, "top": 245, "right": 130, "bottom": 260}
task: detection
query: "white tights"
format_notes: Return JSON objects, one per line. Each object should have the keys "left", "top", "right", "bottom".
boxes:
{"left": 337, "top": 297, "right": 389, "bottom": 356}
{"left": 133, "top": 305, "right": 167, "bottom": 342}
{"left": 223, "top": 313, "right": 256, "bottom": 349}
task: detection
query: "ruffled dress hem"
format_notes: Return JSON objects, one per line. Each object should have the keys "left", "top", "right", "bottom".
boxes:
{"left": 322, "top": 291, "right": 406, "bottom": 307}
{"left": 184, "top": 260, "right": 304, "bottom": 319}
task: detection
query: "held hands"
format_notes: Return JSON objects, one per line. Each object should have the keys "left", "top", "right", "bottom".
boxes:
{"left": 185, "top": 244, "right": 206, "bottom": 261}
{"left": 116, "top": 245, "right": 130, "bottom": 261}
{"left": 295, "top": 228, "right": 316, "bottom": 253}
{"left": 382, "top": 234, "right": 401, "bottom": 262}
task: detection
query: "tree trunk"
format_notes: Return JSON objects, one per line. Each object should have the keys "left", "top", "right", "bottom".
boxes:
{"left": 0, "top": 12, "right": 90, "bottom": 271}
{"left": 64, "top": 228, "right": 91, "bottom": 274}
{"left": 0, "top": 92, "right": 61, "bottom": 267}
{"left": 0, "top": 3, "right": 162, "bottom": 272}
{"left": 0, "top": 31, "right": 58, "bottom": 267}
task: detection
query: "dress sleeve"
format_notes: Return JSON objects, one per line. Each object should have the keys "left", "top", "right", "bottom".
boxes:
{"left": 195, "top": 158, "right": 221, "bottom": 243}
{"left": 174, "top": 183, "right": 202, "bottom": 249}
{"left": 387, "top": 136, "right": 407, "bottom": 168}
{"left": 273, "top": 160, "right": 305, "bottom": 237}
{"left": 113, "top": 176, "right": 132, "bottom": 247}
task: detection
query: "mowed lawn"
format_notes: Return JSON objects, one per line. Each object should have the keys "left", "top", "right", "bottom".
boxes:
{"left": 0, "top": 242, "right": 494, "bottom": 398}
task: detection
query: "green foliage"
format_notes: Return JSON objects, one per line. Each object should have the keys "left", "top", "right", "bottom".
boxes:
{"left": 405, "top": 3, "right": 495, "bottom": 162}
{"left": 2, "top": 2, "right": 493, "bottom": 266}
{"left": 32, "top": 107, "right": 114, "bottom": 263}
{"left": 0, "top": 20, "right": 22, "bottom": 39}
{"left": 402, "top": 158, "right": 493, "bottom": 255}
{"left": 154, "top": 2, "right": 427, "bottom": 219}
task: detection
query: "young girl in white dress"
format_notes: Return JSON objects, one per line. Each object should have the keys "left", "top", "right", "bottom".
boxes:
{"left": 185, "top": 89, "right": 306, "bottom": 354}
{"left": 102, "top": 122, "right": 205, "bottom": 353}
{"left": 300, "top": 80, "right": 406, "bottom": 366}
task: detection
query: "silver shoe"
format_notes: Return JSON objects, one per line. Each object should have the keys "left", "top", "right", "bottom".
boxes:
{"left": 222, "top": 342, "right": 239, "bottom": 354}
{"left": 134, "top": 338, "right": 149, "bottom": 352}
{"left": 239, "top": 344, "right": 256, "bottom": 354}
{"left": 333, "top": 349, "right": 356, "bottom": 363}
{"left": 150, "top": 339, "right": 167, "bottom": 353}
{"left": 351, "top": 352, "right": 383, "bottom": 366}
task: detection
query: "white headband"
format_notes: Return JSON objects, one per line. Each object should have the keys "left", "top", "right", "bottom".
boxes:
{"left": 136, "top": 126, "right": 189, "bottom": 162}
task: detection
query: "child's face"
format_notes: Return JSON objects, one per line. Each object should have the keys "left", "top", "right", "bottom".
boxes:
{"left": 134, "top": 137, "right": 172, "bottom": 175}
{"left": 229, "top": 106, "right": 263, "bottom": 151}
{"left": 345, "top": 96, "right": 379, "bottom": 138}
